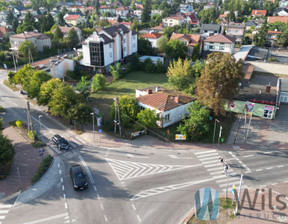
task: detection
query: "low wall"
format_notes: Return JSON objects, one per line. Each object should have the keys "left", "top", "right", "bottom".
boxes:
{"left": 248, "top": 61, "right": 288, "bottom": 75}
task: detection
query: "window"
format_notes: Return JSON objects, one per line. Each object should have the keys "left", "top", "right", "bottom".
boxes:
{"left": 219, "top": 46, "right": 224, "bottom": 50}
{"left": 11, "top": 40, "right": 14, "bottom": 44}
{"left": 164, "top": 114, "right": 170, "bottom": 122}
{"left": 133, "top": 36, "right": 136, "bottom": 40}
{"left": 110, "top": 52, "right": 112, "bottom": 58}
{"left": 214, "top": 31, "right": 217, "bottom": 33}
{"left": 109, "top": 43, "right": 112, "bottom": 48}
{"left": 133, "top": 43, "right": 136, "bottom": 48}
{"left": 123, "top": 38, "right": 126, "bottom": 43}
{"left": 124, "top": 47, "right": 126, "bottom": 52}
{"left": 209, "top": 45, "right": 215, "bottom": 50}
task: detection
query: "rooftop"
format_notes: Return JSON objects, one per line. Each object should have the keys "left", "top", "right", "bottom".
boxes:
{"left": 141, "top": 32, "right": 163, "bottom": 39}
{"left": 10, "top": 31, "right": 49, "bottom": 39}
{"left": 268, "top": 16, "right": 288, "bottom": 24}
{"left": 204, "top": 34, "right": 236, "bottom": 43}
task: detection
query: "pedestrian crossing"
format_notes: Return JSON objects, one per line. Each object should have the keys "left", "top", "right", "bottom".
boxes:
{"left": 194, "top": 150, "right": 248, "bottom": 192}
{"left": 0, "top": 203, "right": 12, "bottom": 224}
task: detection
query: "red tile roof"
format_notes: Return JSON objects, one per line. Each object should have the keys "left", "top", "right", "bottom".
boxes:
{"left": 52, "top": 26, "right": 79, "bottom": 34}
{"left": 121, "top": 21, "right": 132, "bottom": 26}
{"left": 10, "top": 32, "right": 49, "bottom": 39}
{"left": 0, "top": 27, "right": 13, "bottom": 39}
{"left": 141, "top": 32, "right": 163, "bottom": 39}
{"left": 268, "top": 16, "right": 288, "bottom": 23}
{"left": 203, "top": 34, "right": 236, "bottom": 43}
{"left": 267, "top": 30, "right": 282, "bottom": 34}
{"left": 251, "top": 10, "right": 267, "bottom": 16}
{"left": 100, "top": 5, "right": 112, "bottom": 9}
{"left": 137, "top": 92, "right": 196, "bottom": 112}
{"left": 65, "top": 14, "right": 81, "bottom": 20}
{"left": 86, "top": 6, "right": 95, "bottom": 10}
{"left": 164, "top": 16, "right": 184, "bottom": 21}
{"left": 170, "top": 33, "right": 201, "bottom": 46}
{"left": 116, "top": 6, "right": 128, "bottom": 11}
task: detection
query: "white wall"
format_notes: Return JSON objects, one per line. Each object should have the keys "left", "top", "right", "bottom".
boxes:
{"left": 203, "top": 42, "right": 234, "bottom": 54}
{"left": 103, "top": 43, "right": 114, "bottom": 66}
{"left": 145, "top": 38, "right": 158, "bottom": 48}
{"left": 132, "top": 34, "right": 137, "bottom": 53}
{"left": 82, "top": 42, "right": 91, "bottom": 65}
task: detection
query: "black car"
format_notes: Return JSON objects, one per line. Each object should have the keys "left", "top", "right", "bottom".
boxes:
{"left": 70, "top": 165, "right": 88, "bottom": 190}
{"left": 52, "top": 134, "right": 70, "bottom": 150}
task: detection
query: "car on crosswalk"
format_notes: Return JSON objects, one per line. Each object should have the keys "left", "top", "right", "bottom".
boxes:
{"left": 70, "top": 165, "right": 88, "bottom": 190}
{"left": 52, "top": 134, "right": 70, "bottom": 150}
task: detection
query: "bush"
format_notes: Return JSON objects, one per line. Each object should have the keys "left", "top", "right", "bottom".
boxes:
{"left": 15, "top": 119, "right": 24, "bottom": 128}
{"left": 155, "top": 60, "right": 165, "bottom": 73}
{"left": 0, "top": 106, "right": 5, "bottom": 113}
{"left": 91, "top": 74, "right": 106, "bottom": 93}
{"left": 28, "top": 130, "right": 37, "bottom": 141}
{"left": 143, "top": 58, "right": 155, "bottom": 73}
{"left": 31, "top": 155, "right": 53, "bottom": 184}
{"left": 103, "top": 119, "right": 114, "bottom": 131}
{"left": 33, "top": 141, "right": 46, "bottom": 148}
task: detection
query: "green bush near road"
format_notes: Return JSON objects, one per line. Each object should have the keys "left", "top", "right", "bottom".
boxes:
{"left": 15, "top": 120, "right": 24, "bottom": 128}
{"left": 0, "top": 133, "right": 15, "bottom": 180}
{"left": 31, "top": 155, "right": 53, "bottom": 184}
{"left": 32, "top": 141, "right": 46, "bottom": 148}
{"left": 0, "top": 106, "right": 5, "bottom": 112}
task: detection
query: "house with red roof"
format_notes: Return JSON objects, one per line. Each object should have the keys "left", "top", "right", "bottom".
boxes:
{"left": 64, "top": 14, "right": 85, "bottom": 26}
{"left": 86, "top": 6, "right": 95, "bottom": 14}
{"left": 0, "top": 27, "right": 15, "bottom": 42}
{"left": 9, "top": 31, "right": 51, "bottom": 52}
{"left": 136, "top": 87, "right": 196, "bottom": 128}
{"left": 162, "top": 15, "right": 186, "bottom": 27}
{"left": 170, "top": 33, "right": 202, "bottom": 56}
{"left": 187, "top": 14, "right": 199, "bottom": 26}
{"left": 116, "top": 7, "right": 129, "bottom": 17}
{"left": 267, "top": 16, "right": 288, "bottom": 24}
{"left": 141, "top": 32, "right": 163, "bottom": 48}
{"left": 251, "top": 10, "right": 267, "bottom": 17}
{"left": 203, "top": 34, "right": 236, "bottom": 54}
{"left": 266, "top": 30, "right": 282, "bottom": 46}
{"left": 100, "top": 5, "right": 116, "bottom": 15}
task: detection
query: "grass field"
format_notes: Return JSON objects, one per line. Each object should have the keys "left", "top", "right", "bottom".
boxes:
{"left": 89, "top": 71, "right": 171, "bottom": 120}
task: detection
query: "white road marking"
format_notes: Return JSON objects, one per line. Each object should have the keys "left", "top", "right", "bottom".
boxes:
{"left": 104, "top": 215, "right": 108, "bottom": 222}
{"left": 22, "top": 213, "right": 68, "bottom": 224}
{"left": 197, "top": 156, "right": 220, "bottom": 162}
{"left": 58, "top": 164, "right": 60, "bottom": 168}
{"left": 271, "top": 183, "right": 278, "bottom": 185}
{"left": 132, "top": 204, "right": 136, "bottom": 211}
{"left": 94, "top": 186, "right": 97, "bottom": 191}
{"left": 194, "top": 150, "right": 216, "bottom": 155}
{"left": 266, "top": 167, "right": 273, "bottom": 170}
{"left": 62, "top": 185, "right": 65, "bottom": 191}
{"left": 69, "top": 142, "right": 77, "bottom": 148}
{"left": 100, "top": 204, "right": 104, "bottom": 210}
{"left": 196, "top": 153, "right": 219, "bottom": 158}
{"left": 0, "top": 205, "right": 12, "bottom": 209}
{"left": 97, "top": 194, "right": 100, "bottom": 200}
{"left": 61, "top": 178, "right": 63, "bottom": 182}
{"left": 65, "top": 203, "right": 67, "bottom": 209}
{"left": 106, "top": 158, "right": 201, "bottom": 180}
{"left": 49, "top": 145, "right": 61, "bottom": 154}
{"left": 168, "top": 155, "right": 177, "bottom": 158}
{"left": 59, "top": 170, "right": 62, "bottom": 175}
{"left": 278, "top": 165, "right": 284, "bottom": 168}
{"left": 75, "top": 136, "right": 86, "bottom": 144}
{"left": 63, "top": 194, "right": 66, "bottom": 199}
{"left": 130, "top": 178, "right": 214, "bottom": 201}
{"left": 256, "top": 169, "right": 263, "bottom": 172}
{"left": 0, "top": 216, "right": 4, "bottom": 219}
{"left": 71, "top": 139, "right": 81, "bottom": 145}
{"left": 13, "top": 102, "right": 17, "bottom": 106}
{"left": 137, "top": 215, "right": 141, "bottom": 222}
{"left": 78, "top": 155, "right": 95, "bottom": 184}
{"left": 0, "top": 211, "right": 8, "bottom": 214}
{"left": 243, "top": 155, "right": 254, "bottom": 158}
{"left": 263, "top": 151, "right": 273, "bottom": 154}
{"left": 284, "top": 180, "right": 288, "bottom": 183}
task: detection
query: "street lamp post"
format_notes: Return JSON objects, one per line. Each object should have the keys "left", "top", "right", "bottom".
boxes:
{"left": 38, "top": 115, "right": 43, "bottom": 133}
{"left": 213, "top": 119, "right": 220, "bottom": 143}
{"left": 90, "top": 112, "right": 95, "bottom": 141}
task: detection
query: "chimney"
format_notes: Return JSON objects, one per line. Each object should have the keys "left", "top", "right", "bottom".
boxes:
{"left": 174, "top": 96, "right": 179, "bottom": 103}
{"left": 155, "top": 86, "right": 161, "bottom": 92}
{"left": 147, "top": 89, "right": 152, "bottom": 94}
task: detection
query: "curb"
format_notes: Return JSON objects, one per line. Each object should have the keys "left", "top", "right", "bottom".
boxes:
{"left": 0, "top": 190, "right": 21, "bottom": 203}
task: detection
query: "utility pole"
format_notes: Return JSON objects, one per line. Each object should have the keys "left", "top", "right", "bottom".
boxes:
{"left": 235, "top": 174, "right": 243, "bottom": 215}
{"left": 12, "top": 51, "right": 17, "bottom": 72}
{"left": 90, "top": 112, "right": 95, "bottom": 141}
{"left": 218, "top": 125, "right": 222, "bottom": 146}
{"left": 117, "top": 97, "right": 122, "bottom": 137}
{"left": 113, "top": 97, "right": 122, "bottom": 137}
{"left": 213, "top": 119, "right": 220, "bottom": 143}
{"left": 114, "top": 98, "right": 117, "bottom": 134}
{"left": 27, "top": 102, "right": 34, "bottom": 141}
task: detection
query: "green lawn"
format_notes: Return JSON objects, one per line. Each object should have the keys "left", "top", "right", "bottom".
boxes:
{"left": 89, "top": 71, "right": 172, "bottom": 120}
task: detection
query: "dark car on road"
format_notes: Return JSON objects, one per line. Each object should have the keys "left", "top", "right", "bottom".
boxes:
{"left": 70, "top": 165, "right": 88, "bottom": 190}
{"left": 52, "top": 134, "right": 70, "bottom": 150}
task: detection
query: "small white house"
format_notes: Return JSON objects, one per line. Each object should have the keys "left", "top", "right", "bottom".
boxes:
{"left": 277, "top": 78, "right": 288, "bottom": 104}
{"left": 203, "top": 34, "right": 236, "bottom": 54}
{"left": 136, "top": 87, "right": 196, "bottom": 128}
{"left": 141, "top": 32, "right": 163, "bottom": 48}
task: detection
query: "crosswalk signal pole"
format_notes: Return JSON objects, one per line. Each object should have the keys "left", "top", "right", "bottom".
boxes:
{"left": 235, "top": 174, "right": 243, "bottom": 215}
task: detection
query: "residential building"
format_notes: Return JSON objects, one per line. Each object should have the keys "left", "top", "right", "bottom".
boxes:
{"left": 86, "top": 6, "right": 95, "bottom": 14}
{"left": 266, "top": 30, "right": 282, "bottom": 47}
{"left": 179, "top": 3, "right": 193, "bottom": 13}
{"left": 275, "top": 7, "right": 288, "bottom": 16}
{"left": 279, "top": 1, "right": 288, "bottom": 8}
{"left": 267, "top": 16, "right": 288, "bottom": 24}
{"left": 251, "top": 10, "right": 267, "bottom": 17}
{"left": 71, "top": 5, "right": 85, "bottom": 13}
{"left": 139, "top": 56, "right": 164, "bottom": 64}
{"left": 52, "top": 26, "right": 82, "bottom": 43}
{"left": 133, "top": 9, "right": 142, "bottom": 18}
{"left": 162, "top": 15, "right": 186, "bottom": 27}
{"left": 204, "top": 3, "right": 215, "bottom": 10}
{"left": 187, "top": 14, "right": 199, "bottom": 26}
{"left": 226, "top": 23, "right": 246, "bottom": 42}
{"left": 170, "top": 33, "right": 202, "bottom": 56}
{"left": 10, "top": 31, "right": 51, "bottom": 52}
{"left": 64, "top": 14, "right": 85, "bottom": 26}
{"left": 11, "top": 6, "right": 26, "bottom": 16}
{"left": 245, "top": 21, "right": 257, "bottom": 30}
{"left": 200, "top": 24, "right": 222, "bottom": 38}
{"left": 0, "top": 11, "right": 8, "bottom": 27}
{"left": 151, "top": 10, "right": 162, "bottom": 17}
{"left": 150, "top": 24, "right": 165, "bottom": 33}
{"left": 277, "top": 78, "right": 288, "bottom": 104}
{"left": 141, "top": 32, "right": 163, "bottom": 48}
{"left": 31, "top": 57, "right": 74, "bottom": 80}
{"left": 81, "top": 24, "right": 137, "bottom": 72}
{"left": 121, "top": 21, "right": 132, "bottom": 28}
{"left": 0, "top": 27, "right": 15, "bottom": 42}
{"left": 136, "top": 87, "right": 196, "bottom": 128}
{"left": 116, "top": 7, "right": 129, "bottom": 17}
{"left": 203, "top": 34, "right": 236, "bottom": 54}
{"left": 100, "top": 5, "right": 116, "bottom": 15}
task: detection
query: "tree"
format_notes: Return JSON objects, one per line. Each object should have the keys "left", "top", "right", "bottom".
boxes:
{"left": 166, "top": 58, "right": 194, "bottom": 91}
{"left": 229, "top": 10, "right": 236, "bottom": 22}
{"left": 27, "top": 71, "right": 52, "bottom": 99}
{"left": 164, "top": 27, "right": 173, "bottom": 39}
{"left": 141, "top": 0, "right": 152, "bottom": 23}
{"left": 48, "top": 84, "right": 78, "bottom": 117}
{"left": 57, "top": 12, "right": 66, "bottom": 26}
{"left": 137, "top": 109, "right": 160, "bottom": 129}
{"left": 54, "top": 26, "right": 63, "bottom": 40}
{"left": 191, "top": 43, "right": 200, "bottom": 61}
{"left": 18, "top": 41, "right": 37, "bottom": 59}
{"left": 254, "top": 20, "right": 267, "bottom": 47}
{"left": 46, "top": 13, "right": 55, "bottom": 31}
{"left": 6, "top": 10, "right": 14, "bottom": 26}
{"left": 117, "top": 15, "right": 123, "bottom": 22}
{"left": 76, "top": 76, "right": 91, "bottom": 99}
{"left": 14, "top": 64, "right": 35, "bottom": 88}
{"left": 157, "top": 36, "right": 168, "bottom": 53}
{"left": 24, "top": 11, "right": 36, "bottom": 28}
{"left": 177, "top": 100, "right": 210, "bottom": 140}
{"left": 0, "top": 132, "right": 15, "bottom": 167}
{"left": 68, "top": 103, "right": 92, "bottom": 130}
{"left": 91, "top": 74, "right": 106, "bottom": 92}
{"left": 111, "top": 95, "right": 140, "bottom": 121}
{"left": 110, "top": 62, "right": 121, "bottom": 81}
{"left": 129, "top": 53, "right": 140, "bottom": 71}
{"left": 279, "top": 30, "right": 288, "bottom": 47}
{"left": 196, "top": 53, "right": 244, "bottom": 115}
{"left": 12, "top": 19, "right": 18, "bottom": 33}
{"left": 165, "top": 39, "right": 187, "bottom": 61}
{"left": 95, "top": 0, "right": 100, "bottom": 13}
{"left": 67, "top": 28, "right": 79, "bottom": 47}
{"left": 38, "top": 78, "right": 64, "bottom": 106}
{"left": 192, "top": 60, "right": 205, "bottom": 77}
{"left": 138, "top": 37, "right": 155, "bottom": 55}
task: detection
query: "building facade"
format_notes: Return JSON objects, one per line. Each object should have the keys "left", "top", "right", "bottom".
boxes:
{"left": 226, "top": 23, "right": 246, "bottom": 42}
{"left": 203, "top": 34, "right": 235, "bottom": 54}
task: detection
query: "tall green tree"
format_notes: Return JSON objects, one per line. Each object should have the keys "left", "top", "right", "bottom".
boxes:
{"left": 191, "top": 43, "right": 200, "bottom": 61}
{"left": 95, "top": 0, "right": 100, "bottom": 13}
{"left": 157, "top": 36, "right": 168, "bottom": 53}
{"left": 177, "top": 100, "right": 210, "bottom": 140}
{"left": 67, "top": 28, "right": 79, "bottom": 47}
{"left": 196, "top": 53, "right": 244, "bottom": 115}
{"left": 254, "top": 20, "right": 267, "bottom": 47}
{"left": 137, "top": 109, "right": 160, "bottom": 129}
{"left": 54, "top": 26, "right": 63, "bottom": 40}
{"left": 27, "top": 71, "right": 52, "bottom": 99}
{"left": 46, "top": 13, "right": 55, "bottom": 31}
{"left": 57, "top": 12, "right": 66, "bottom": 26}
{"left": 38, "top": 78, "right": 64, "bottom": 106}
{"left": 138, "top": 37, "right": 155, "bottom": 55}
{"left": 0, "top": 132, "right": 15, "bottom": 167}
{"left": 12, "top": 19, "right": 18, "bottom": 33}
{"left": 165, "top": 39, "right": 187, "bottom": 61}
{"left": 76, "top": 76, "right": 91, "bottom": 99}
{"left": 6, "top": 10, "right": 14, "bottom": 26}
{"left": 141, "top": 0, "right": 152, "bottom": 23}
{"left": 68, "top": 103, "right": 92, "bottom": 130}
{"left": 91, "top": 73, "right": 106, "bottom": 92}
{"left": 18, "top": 41, "right": 37, "bottom": 59}
{"left": 110, "top": 62, "right": 121, "bottom": 81}
{"left": 279, "top": 30, "right": 288, "bottom": 47}
{"left": 111, "top": 95, "right": 140, "bottom": 121}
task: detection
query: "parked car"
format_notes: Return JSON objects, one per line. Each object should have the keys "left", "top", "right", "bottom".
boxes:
{"left": 52, "top": 134, "right": 70, "bottom": 150}
{"left": 70, "top": 165, "right": 88, "bottom": 190}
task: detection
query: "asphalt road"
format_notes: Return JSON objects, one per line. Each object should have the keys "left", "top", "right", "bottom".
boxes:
{"left": 1, "top": 69, "right": 288, "bottom": 224}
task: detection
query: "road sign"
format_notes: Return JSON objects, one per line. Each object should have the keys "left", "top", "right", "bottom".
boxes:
{"left": 38, "top": 149, "right": 45, "bottom": 153}
{"left": 99, "top": 129, "right": 102, "bottom": 133}
{"left": 39, "top": 153, "right": 44, "bottom": 157}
